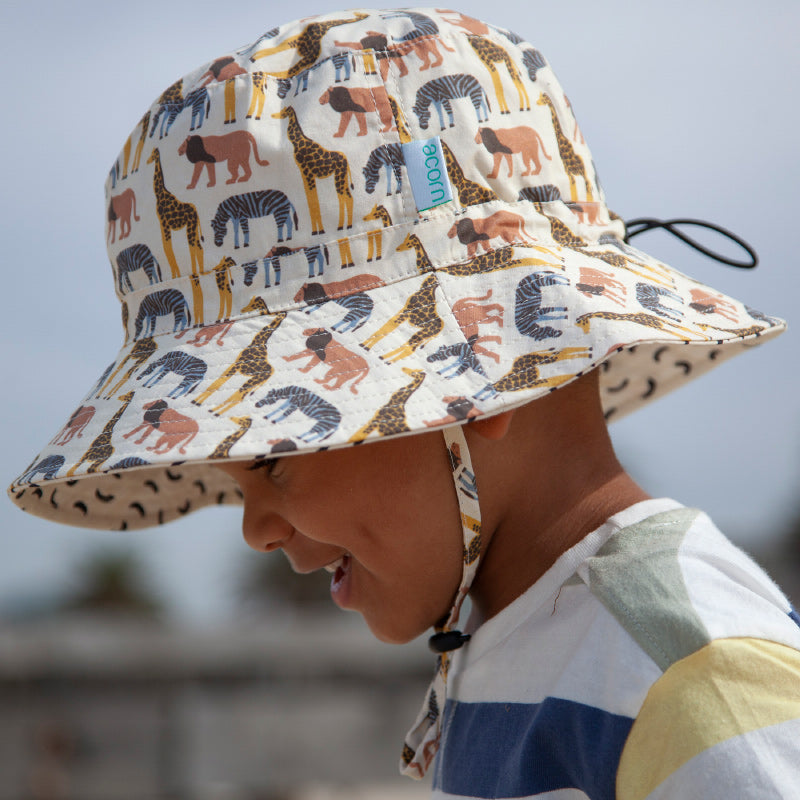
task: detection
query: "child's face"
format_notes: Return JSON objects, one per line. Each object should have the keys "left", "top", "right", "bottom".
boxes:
{"left": 216, "top": 431, "right": 465, "bottom": 643}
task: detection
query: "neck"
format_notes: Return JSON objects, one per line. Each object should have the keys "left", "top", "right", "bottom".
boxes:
{"left": 466, "top": 373, "right": 649, "bottom": 621}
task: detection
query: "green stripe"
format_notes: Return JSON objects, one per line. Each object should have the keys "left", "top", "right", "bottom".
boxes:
{"left": 584, "top": 507, "right": 710, "bottom": 671}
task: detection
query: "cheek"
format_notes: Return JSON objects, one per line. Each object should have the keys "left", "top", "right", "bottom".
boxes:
{"left": 375, "top": 499, "right": 465, "bottom": 607}
{"left": 360, "top": 540, "right": 465, "bottom": 644}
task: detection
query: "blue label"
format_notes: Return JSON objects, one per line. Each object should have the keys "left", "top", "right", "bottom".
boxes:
{"left": 401, "top": 136, "right": 454, "bottom": 212}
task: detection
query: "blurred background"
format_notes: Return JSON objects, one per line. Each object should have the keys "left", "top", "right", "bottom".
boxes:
{"left": 1, "top": 0, "right": 798, "bottom": 797}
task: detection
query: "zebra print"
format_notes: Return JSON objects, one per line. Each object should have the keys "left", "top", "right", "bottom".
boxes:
{"left": 211, "top": 190, "right": 298, "bottom": 248}
{"left": 88, "top": 362, "right": 116, "bottom": 398}
{"left": 236, "top": 26, "right": 279, "bottom": 57}
{"left": 496, "top": 27, "right": 525, "bottom": 45}
{"left": 598, "top": 233, "right": 639, "bottom": 257}
{"left": 137, "top": 350, "right": 208, "bottom": 398}
{"left": 426, "top": 337, "right": 491, "bottom": 380}
{"left": 19, "top": 455, "right": 66, "bottom": 483}
{"left": 116, "top": 244, "right": 162, "bottom": 293}
{"left": 515, "top": 272, "right": 570, "bottom": 340}
{"left": 636, "top": 284, "right": 684, "bottom": 322}
{"left": 412, "top": 74, "right": 490, "bottom": 130}
{"left": 255, "top": 386, "right": 342, "bottom": 442}
{"left": 150, "top": 86, "right": 210, "bottom": 139}
{"left": 108, "top": 160, "right": 120, "bottom": 189}
{"left": 109, "top": 456, "right": 151, "bottom": 469}
{"left": 745, "top": 305, "right": 780, "bottom": 325}
{"left": 276, "top": 52, "right": 354, "bottom": 99}
{"left": 303, "top": 290, "right": 374, "bottom": 333}
{"left": 381, "top": 10, "right": 439, "bottom": 40}
{"left": 522, "top": 49, "right": 547, "bottom": 81}
{"left": 243, "top": 247, "right": 289, "bottom": 289}
{"left": 301, "top": 244, "right": 329, "bottom": 278}
{"left": 133, "top": 288, "right": 191, "bottom": 339}
{"left": 244, "top": 244, "right": 328, "bottom": 289}
{"left": 363, "top": 143, "right": 404, "bottom": 195}
{"left": 183, "top": 87, "right": 211, "bottom": 131}
{"left": 518, "top": 185, "right": 562, "bottom": 203}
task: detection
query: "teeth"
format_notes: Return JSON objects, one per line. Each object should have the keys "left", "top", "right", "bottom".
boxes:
{"left": 324, "top": 556, "right": 346, "bottom": 573}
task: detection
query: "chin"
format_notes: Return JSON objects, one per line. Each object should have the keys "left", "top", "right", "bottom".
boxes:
{"left": 362, "top": 615, "right": 431, "bottom": 645}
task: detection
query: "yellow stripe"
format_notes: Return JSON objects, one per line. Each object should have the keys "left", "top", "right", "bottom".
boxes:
{"left": 617, "top": 637, "right": 800, "bottom": 800}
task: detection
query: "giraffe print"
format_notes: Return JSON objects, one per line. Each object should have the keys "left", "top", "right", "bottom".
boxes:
{"left": 388, "top": 95, "right": 413, "bottom": 143}
{"left": 467, "top": 34, "right": 530, "bottom": 114}
{"left": 440, "top": 141, "right": 498, "bottom": 207}
{"left": 184, "top": 273, "right": 204, "bottom": 327}
{"left": 146, "top": 147, "right": 204, "bottom": 278}
{"left": 695, "top": 322, "right": 768, "bottom": 338}
{"left": 273, "top": 106, "right": 354, "bottom": 235}
{"left": 192, "top": 312, "right": 287, "bottom": 414}
{"left": 363, "top": 203, "right": 393, "bottom": 262}
{"left": 66, "top": 391, "right": 137, "bottom": 476}
{"left": 198, "top": 55, "right": 248, "bottom": 124}
{"left": 208, "top": 416, "right": 253, "bottom": 459}
{"left": 349, "top": 368, "right": 426, "bottom": 443}
{"left": 208, "top": 255, "right": 235, "bottom": 320}
{"left": 249, "top": 13, "right": 368, "bottom": 76}
{"left": 474, "top": 347, "right": 591, "bottom": 400}
{"left": 396, "top": 233, "right": 561, "bottom": 277}
{"left": 575, "top": 310, "right": 705, "bottom": 341}
{"left": 97, "top": 338, "right": 157, "bottom": 399}
{"left": 246, "top": 72, "right": 270, "bottom": 121}
{"left": 121, "top": 110, "right": 151, "bottom": 178}
{"left": 536, "top": 92, "right": 593, "bottom": 202}
{"left": 360, "top": 275, "right": 444, "bottom": 362}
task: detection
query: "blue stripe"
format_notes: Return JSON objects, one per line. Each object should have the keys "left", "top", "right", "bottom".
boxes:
{"left": 790, "top": 608, "right": 800, "bottom": 629}
{"left": 433, "top": 697, "right": 633, "bottom": 799}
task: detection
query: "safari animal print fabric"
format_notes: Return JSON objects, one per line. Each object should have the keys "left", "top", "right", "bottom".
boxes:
{"left": 10, "top": 8, "right": 784, "bottom": 533}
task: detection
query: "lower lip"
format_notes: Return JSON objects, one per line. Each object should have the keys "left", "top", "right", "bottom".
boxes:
{"left": 330, "top": 554, "right": 352, "bottom": 608}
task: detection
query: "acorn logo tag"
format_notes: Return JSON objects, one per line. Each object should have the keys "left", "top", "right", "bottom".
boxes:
{"left": 402, "top": 136, "right": 454, "bottom": 212}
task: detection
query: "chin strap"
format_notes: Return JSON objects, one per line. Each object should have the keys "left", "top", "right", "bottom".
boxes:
{"left": 400, "top": 424, "right": 482, "bottom": 779}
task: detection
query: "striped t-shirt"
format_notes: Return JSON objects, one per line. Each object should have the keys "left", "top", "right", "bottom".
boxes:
{"left": 432, "top": 498, "right": 800, "bottom": 799}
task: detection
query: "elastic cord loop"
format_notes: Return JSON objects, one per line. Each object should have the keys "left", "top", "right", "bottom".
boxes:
{"left": 624, "top": 217, "right": 758, "bottom": 269}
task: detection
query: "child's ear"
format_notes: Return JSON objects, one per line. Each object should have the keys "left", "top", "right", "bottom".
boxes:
{"left": 469, "top": 410, "right": 515, "bottom": 441}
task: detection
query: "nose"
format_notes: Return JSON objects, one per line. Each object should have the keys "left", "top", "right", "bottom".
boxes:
{"left": 241, "top": 505, "right": 294, "bottom": 553}
{"left": 214, "top": 462, "right": 294, "bottom": 553}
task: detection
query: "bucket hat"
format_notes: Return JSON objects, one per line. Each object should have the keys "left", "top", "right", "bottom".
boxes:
{"left": 8, "top": 7, "right": 783, "bottom": 528}
{"left": 7, "top": 6, "right": 785, "bottom": 780}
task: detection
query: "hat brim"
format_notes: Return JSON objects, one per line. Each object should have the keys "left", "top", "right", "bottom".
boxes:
{"left": 8, "top": 211, "right": 784, "bottom": 530}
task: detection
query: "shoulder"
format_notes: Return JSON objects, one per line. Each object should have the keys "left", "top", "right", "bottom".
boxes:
{"left": 576, "top": 505, "right": 800, "bottom": 798}
{"left": 576, "top": 505, "right": 800, "bottom": 671}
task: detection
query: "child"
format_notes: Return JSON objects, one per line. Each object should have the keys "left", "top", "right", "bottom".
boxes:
{"left": 9, "top": 8, "right": 800, "bottom": 798}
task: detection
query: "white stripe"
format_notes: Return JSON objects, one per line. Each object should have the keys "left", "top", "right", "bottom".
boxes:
{"left": 643, "top": 718, "right": 800, "bottom": 800}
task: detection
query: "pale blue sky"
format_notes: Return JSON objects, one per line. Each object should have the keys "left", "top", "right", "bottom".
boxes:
{"left": 1, "top": 0, "right": 798, "bottom": 622}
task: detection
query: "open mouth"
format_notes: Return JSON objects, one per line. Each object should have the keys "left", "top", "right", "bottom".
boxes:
{"left": 329, "top": 553, "right": 352, "bottom": 598}
{"left": 324, "top": 554, "right": 348, "bottom": 574}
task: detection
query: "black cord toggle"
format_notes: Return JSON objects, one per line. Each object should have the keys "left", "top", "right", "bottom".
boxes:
{"left": 428, "top": 630, "right": 471, "bottom": 653}
{"left": 624, "top": 217, "right": 758, "bottom": 269}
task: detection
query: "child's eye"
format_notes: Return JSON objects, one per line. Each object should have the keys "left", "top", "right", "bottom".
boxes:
{"left": 247, "top": 457, "right": 280, "bottom": 479}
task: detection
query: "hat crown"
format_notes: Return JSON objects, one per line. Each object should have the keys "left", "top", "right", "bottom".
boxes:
{"left": 104, "top": 8, "right": 612, "bottom": 343}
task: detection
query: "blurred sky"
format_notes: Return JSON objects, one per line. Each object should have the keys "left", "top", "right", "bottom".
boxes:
{"left": 1, "top": 0, "right": 798, "bottom": 624}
